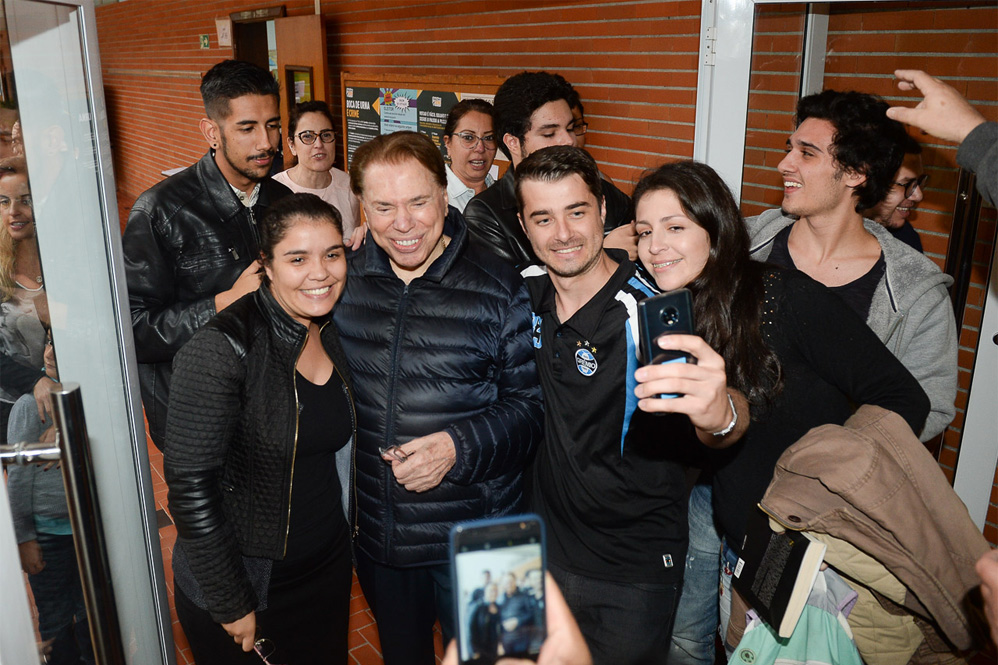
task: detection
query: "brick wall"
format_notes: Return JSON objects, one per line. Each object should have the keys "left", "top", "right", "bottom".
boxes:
{"left": 740, "top": 0, "right": 998, "bottom": 545}
{"left": 96, "top": 0, "right": 703, "bottom": 214}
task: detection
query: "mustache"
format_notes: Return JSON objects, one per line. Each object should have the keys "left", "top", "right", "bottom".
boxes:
{"left": 247, "top": 149, "right": 276, "bottom": 161}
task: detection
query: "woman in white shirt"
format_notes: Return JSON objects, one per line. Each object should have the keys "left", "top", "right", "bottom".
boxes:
{"left": 442, "top": 99, "right": 498, "bottom": 213}
{"left": 273, "top": 101, "right": 363, "bottom": 248}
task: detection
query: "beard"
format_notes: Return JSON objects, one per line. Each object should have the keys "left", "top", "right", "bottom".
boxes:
{"left": 219, "top": 135, "right": 274, "bottom": 183}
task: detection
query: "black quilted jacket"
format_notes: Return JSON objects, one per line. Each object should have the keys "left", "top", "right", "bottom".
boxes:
{"left": 123, "top": 150, "right": 291, "bottom": 448}
{"left": 334, "top": 208, "right": 543, "bottom": 567}
{"left": 164, "top": 286, "right": 355, "bottom": 623}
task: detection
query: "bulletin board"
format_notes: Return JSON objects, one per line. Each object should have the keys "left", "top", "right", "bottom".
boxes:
{"left": 340, "top": 73, "right": 508, "bottom": 172}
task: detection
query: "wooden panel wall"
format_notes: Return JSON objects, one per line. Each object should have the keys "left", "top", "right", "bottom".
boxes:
{"left": 740, "top": 0, "right": 998, "bottom": 545}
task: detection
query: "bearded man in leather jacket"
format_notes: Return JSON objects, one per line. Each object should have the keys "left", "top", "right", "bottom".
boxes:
{"left": 335, "top": 131, "right": 543, "bottom": 665}
{"left": 122, "top": 60, "right": 291, "bottom": 449}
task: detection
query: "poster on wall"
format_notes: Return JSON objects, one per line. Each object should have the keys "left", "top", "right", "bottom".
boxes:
{"left": 418, "top": 90, "right": 459, "bottom": 153}
{"left": 341, "top": 74, "right": 505, "bottom": 170}
{"left": 380, "top": 88, "right": 419, "bottom": 134}
{"left": 344, "top": 85, "right": 382, "bottom": 165}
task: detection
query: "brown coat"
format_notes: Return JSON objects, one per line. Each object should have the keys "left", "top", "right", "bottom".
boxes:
{"left": 759, "top": 405, "right": 989, "bottom": 653}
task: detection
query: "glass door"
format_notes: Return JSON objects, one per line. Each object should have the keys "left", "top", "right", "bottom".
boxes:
{"left": 0, "top": 0, "right": 173, "bottom": 663}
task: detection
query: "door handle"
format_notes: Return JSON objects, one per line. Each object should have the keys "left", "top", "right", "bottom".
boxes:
{"left": 3, "top": 384, "right": 127, "bottom": 665}
{"left": 0, "top": 440, "right": 61, "bottom": 466}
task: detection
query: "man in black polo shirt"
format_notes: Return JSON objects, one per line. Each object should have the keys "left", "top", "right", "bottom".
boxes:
{"left": 514, "top": 146, "right": 748, "bottom": 665}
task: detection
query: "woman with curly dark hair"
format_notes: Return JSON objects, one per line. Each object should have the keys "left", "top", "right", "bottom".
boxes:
{"left": 631, "top": 161, "right": 929, "bottom": 660}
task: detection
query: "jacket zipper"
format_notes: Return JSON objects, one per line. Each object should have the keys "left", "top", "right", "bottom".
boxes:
{"left": 282, "top": 330, "right": 308, "bottom": 557}
{"left": 334, "top": 357, "right": 360, "bottom": 539}
{"left": 383, "top": 283, "right": 411, "bottom": 561}
{"left": 247, "top": 205, "right": 260, "bottom": 245}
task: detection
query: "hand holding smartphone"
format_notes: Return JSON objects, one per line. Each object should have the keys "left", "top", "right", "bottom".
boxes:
{"left": 451, "top": 515, "right": 547, "bottom": 664}
{"left": 637, "top": 289, "right": 696, "bottom": 398}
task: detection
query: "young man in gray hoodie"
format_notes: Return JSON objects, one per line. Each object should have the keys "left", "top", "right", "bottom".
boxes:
{"left": 745, "top": 89, "right": 956, "bottom": 442}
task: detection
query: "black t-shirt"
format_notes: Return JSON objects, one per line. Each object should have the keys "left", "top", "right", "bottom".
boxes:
{"left": 271, "top": 368, "right": 352, "bottom": 578}
{"left": 768, "top": 223, "right": 886, "bottom": 320}
{"left": 523, "top": 251, "right": 691, "bottom": 584}
{"left": 712, "top": 269, "right": 929, "bottom": 552}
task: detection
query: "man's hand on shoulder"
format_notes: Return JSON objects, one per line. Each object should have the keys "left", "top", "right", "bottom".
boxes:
{"left": 214, "top": 260, "right": 263, "bottom": 312}
{"left": 387, "top": 431, "right": 457, "bottom": 493}
{"left": 604, "top": 222, "right": 638, "bottom": 261}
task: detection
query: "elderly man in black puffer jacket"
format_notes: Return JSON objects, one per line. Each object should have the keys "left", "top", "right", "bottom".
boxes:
{"left": 334, "top": 131, "right": 543, "bottom": 665}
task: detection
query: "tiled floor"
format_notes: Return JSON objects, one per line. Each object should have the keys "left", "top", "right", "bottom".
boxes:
{"left": 148, "top": 438, "right": 445, "bottom": 665}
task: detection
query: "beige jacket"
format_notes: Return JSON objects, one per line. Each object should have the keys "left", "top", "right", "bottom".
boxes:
{"left": 759, "top": 405, "right": 989, "bottom": 655}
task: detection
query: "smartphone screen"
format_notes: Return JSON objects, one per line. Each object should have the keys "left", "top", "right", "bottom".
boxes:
{"left": 451, "top": 515, "right": 546, "bottom": 664}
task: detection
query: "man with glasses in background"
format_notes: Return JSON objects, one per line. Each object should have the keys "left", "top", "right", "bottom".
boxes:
{"left": 464, "top": 71, "right": 636, "bottom": 268}
{"left": 864, "top": 134, "right": 928, "bottom": 252}
{"left": 122, "top": 59, "right": 290, "bottom": 449}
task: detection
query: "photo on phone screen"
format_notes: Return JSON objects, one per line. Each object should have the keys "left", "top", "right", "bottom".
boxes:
{"left": 451, "top": 515, "right": 546, "bottom": 664}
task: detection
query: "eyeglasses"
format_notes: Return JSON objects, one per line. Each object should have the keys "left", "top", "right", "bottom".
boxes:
{"left": 896, "top": 174, "right": 928, "bottom": 199}
{"left": 572, "top": 122, "right": 589, "bottom": 137}
{"left": 254, "top": 638, "right": 286, "bottom": 665}
{"left": 452, "top": 132, "right": 497, "bottom": 150}
{"left": 295, "top": 130, "right": 335, "bottom": 145}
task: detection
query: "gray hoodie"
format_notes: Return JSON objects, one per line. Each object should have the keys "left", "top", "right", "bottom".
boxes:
{"left": 746, "top": 211, "right": 957, "bottom": 441}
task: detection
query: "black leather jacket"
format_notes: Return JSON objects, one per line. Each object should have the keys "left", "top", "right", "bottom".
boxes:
{"left": 463, "top": 166, "right": 634, "bottom": 268}
{"left": 122, "top": 151, "right": 290, "bottom": 448}
{"left": 165, "top": 286, "right": 355, "bottom": 623}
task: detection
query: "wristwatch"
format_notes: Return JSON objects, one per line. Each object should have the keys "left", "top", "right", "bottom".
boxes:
{"left": 711, "top": 393, "right": 738, "bottom": 437}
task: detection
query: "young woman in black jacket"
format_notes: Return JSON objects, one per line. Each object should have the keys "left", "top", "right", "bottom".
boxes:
{"left": 630, "top": 161, "right": 929, "bottom": 659}
{"left": 165, "top": 193, "right": 355, "bottom": 665}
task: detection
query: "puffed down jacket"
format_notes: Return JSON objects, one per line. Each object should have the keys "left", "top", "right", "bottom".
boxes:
{"left": 334, "top": 208, "right": 543, "bottom": 567}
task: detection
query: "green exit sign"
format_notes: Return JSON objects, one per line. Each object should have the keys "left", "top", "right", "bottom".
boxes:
{"left": 199, "top": 34, "right": 210, "bottom": 49}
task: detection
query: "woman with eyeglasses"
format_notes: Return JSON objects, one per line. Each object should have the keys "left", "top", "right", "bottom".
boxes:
{"left": 442, "top": 99, "right": 498, "bottom": 212}
{"left": 273, "top": 101, "right": 363, "bottom": 248}
{"left": 166, "top": 194, "right": 355, "bottom": 664}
